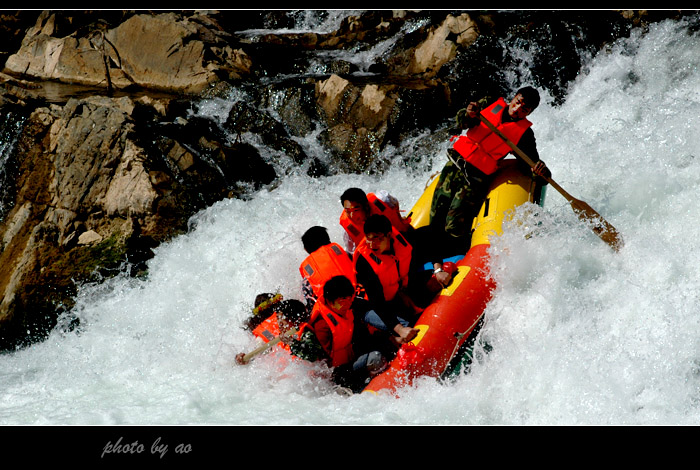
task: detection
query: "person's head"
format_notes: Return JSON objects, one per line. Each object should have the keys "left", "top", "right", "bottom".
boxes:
{"left": 276, "top": 299, "right": 308, "bottom": 330}
{"left": 301, "top": 226, "right": 331, "bottom": 254}
{"left": 323, "top": 275, "right": 355, "bottom": 314}
{"left": 363, "top": 214, "right": 393, "bottom": 254}
{"left": 340, "top": 188, "right": 370, "bottom": 224}
{"left": 508, "top": 86, "right": 540, "bottom": 120}
{"left": 253, "top": 293, "right": 282, "bottom": 317}
{"left": 244, "top": 292, "right": 283, "bottom": 330}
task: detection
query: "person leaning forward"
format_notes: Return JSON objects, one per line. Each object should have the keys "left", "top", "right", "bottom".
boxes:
{"left": 353, "top": 214, "right": 427, "bottom": 345}
{"left": 299, "top": 226, "right": 356, "bottom": 312}
{"left": 429, "top": 86, "right": 551, "bottom": 252}
{"left": 283, "top": 275, "right": 389, "bottom": 393}
{"left": 235, "top": 299, "right": 308, "bottom": 365}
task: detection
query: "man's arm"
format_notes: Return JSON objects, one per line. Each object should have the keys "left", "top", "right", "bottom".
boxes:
{"left": 311, "top": 316, "right": 333, "bottom": 358}
{"left": 355, "top": 255, "right": 419, "bottom": 344}
{"left": 453, "top": 102, "right": 482, "bottom": 131}
{"left": 515, "top": 129, "right": 551, "bottom": 183}
{"left": 354, "top": 254, "right": 401, "bottom": 330}
{"left": 287, "top": 329, "right": 327, "bottom": 362}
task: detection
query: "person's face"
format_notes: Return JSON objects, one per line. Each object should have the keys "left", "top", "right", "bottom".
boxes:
{"left": 329, "top": 295, "right": 354, "bottom": 315}
{"left": 343, "top": 200, "right": 367, "bottom": 224}
{"left": 508, "top": 93, "right": 533, "bottom": 120}
{"left": 365, "top": 231, "right": 391, "bottom": 254}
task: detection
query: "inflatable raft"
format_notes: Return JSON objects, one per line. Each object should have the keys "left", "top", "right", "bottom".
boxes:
{"left": 362, "top": 159, "right": 545, "bottom": 395}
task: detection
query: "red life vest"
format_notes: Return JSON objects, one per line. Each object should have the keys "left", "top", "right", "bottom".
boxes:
{"left": 252, "top": 313, "right": 291, "bottom": 352}
{"left": 451, "top": 97, "right": 532, "bottom": 175}
{"left": 367, "top": 193, "right": 409, "bottom": 232}
{"left": 339, "top": 192, "right": 408, "bottom": 247}
{"left": 306, "top": 297, "right": 355, "bottom": 367}
{"left": 299, "top": 243, "right": 356, "bottom": 299}
{"left": 354, "top": 227, "right": 413, "bottom": 302}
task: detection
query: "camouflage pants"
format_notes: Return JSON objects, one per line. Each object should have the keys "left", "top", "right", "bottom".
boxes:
{"left": 429, "top": 153, "right": 490, "bottom": 239}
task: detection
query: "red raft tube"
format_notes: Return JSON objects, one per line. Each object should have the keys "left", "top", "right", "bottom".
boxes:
{"left": 363, "top": 160, "right": 545, "bottom": 395}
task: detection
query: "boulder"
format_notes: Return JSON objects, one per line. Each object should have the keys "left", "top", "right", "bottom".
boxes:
{"left": 314, "top": 73, "right": 451, "bottom": 172}
{"left": 4, "top": 11, "right": 253, "bottom": 94}
{"left": 0, "top": 92, "right": 277, "bottom": 349}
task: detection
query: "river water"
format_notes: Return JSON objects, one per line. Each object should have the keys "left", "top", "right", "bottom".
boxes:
{"left": 2, "top": 14, "right": 700, "bottom": 430}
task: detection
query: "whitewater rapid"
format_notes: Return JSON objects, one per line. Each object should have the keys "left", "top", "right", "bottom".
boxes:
{"left": 2, "top": 17, "right": 700, "bottom": 426}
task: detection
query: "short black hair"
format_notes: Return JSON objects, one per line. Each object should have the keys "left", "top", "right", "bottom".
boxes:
{"left": 323, "top": 275, "right": 355, "bottom": 302}
{"left": 340, "top": 187, "right": 370, "bottom": 211}
{"left": 363, "top": 214, "right": 392, "bottom": 236}
{"left": 516, "top": 86, "right": 540, "bottom": 110}
{"left": 301, "top": 226, "right": 331, "bottom": 254}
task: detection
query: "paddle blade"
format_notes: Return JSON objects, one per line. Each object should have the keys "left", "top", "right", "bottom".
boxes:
{"left": 569, "top": 198, "right": 624, "bottom": 252}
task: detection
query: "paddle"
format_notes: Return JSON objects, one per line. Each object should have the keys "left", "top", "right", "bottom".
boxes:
{"left": 478, "top": 114, "right": 624, "bottom": 252}
{"left": 237, "top": 328, "right": 298, "bottom": 365}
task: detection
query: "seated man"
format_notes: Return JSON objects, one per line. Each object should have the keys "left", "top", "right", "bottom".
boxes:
{"left": 299, "top": 226, "right": 355, "bottom": 312}
{"left": 283, "top": 275, "right": 390, "bottom": 393}
{"left": 339, "top": 187, "right": 412, "bottom": 256}
{"left": 340, "top": 188, "right": 453, "bottom": 282}
{"left": 353, "top": 214, "right": 452, "bottom": 345}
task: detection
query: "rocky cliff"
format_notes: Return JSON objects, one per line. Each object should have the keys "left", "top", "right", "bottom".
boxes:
{"left": 0, "top": 9, "right": 692, "bottom": 350}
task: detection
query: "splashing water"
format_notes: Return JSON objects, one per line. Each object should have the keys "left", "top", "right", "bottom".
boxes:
{"left": 2, "top": 18, "right": 700, "bottom": 426}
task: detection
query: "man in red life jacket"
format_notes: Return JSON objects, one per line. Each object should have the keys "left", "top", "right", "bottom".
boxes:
{"left": 283, "top": 275, "right": 389, "bottom": 393}
{"left": 340, "top": 187, "right": 453, "bottom": 281}
{"left": 429, "top": 86, "right": 551, "bottom": 254}
{"left": 353, "top": 214, "right": 452, "bottom": 346}
{"left": 235, "top": 299, "right": 308, "bottom": 365}
{"left": 299, "top": 226, "right": 356, "bottom": 312}
{"left": 240, "top": 292, "right": 283, "bottom": 332}
{"left": 340, "top": 187, "right": 412, "bottom": 257}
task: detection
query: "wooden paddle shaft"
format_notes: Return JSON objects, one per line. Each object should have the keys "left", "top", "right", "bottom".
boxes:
{"left": 477, "top": 114, "right": 623, "bottom": 251}
{"left": 477, "top": 115, "right": 572, "bottom": 198}
{"left": 241, "top": 328, "right": 298, "bottom": 364}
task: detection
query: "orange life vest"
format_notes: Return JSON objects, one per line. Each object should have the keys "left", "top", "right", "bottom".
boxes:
{"left": 339, "top": 192, "right": 408, "bottom": 247}
{"left": 451, "top": 97, "right": 532, "bottom": 175}
{"left": 299, "top": 243, "right": 356, "bottom": 299}
{"left": 354, "top": 227, "right": 413, "bottom": 302}
{"left": 252, "top": 314, "right": 291, "bottom": 352}
{"left": 306, "top": 297, "right": 355, "bottom": 367}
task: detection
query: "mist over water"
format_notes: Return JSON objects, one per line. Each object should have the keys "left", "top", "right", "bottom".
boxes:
{"left": 3, "top": 17, "right": 700, "bottom": 425}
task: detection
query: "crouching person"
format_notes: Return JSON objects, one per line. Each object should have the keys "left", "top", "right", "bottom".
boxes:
{"left": 281, "top": 275, "right": 389, "bottom": 393}
{"left": 235, "top": 298, "right": 308, "bottom": 365}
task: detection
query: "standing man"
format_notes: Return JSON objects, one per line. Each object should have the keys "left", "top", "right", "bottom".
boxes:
{"left": 284, "top": 275, "right": 390, "bottom": 393}
{"left": 429, "top": 86, "right": 551, "bottom": 251}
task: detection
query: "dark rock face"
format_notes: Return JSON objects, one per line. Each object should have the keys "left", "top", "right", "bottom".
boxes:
{"left": 0, "top": 9, "right": 692, "bottom": 350}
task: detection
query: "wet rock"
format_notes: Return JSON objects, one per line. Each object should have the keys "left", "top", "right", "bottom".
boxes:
{"left": 4, "top": 10, "right": 252, "bottom": 94}
{"left": 77, "top": 229, "right": 102, "bottom": 245}
{"left": 0, "top": 92, "right": 277, "bottom": 350}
